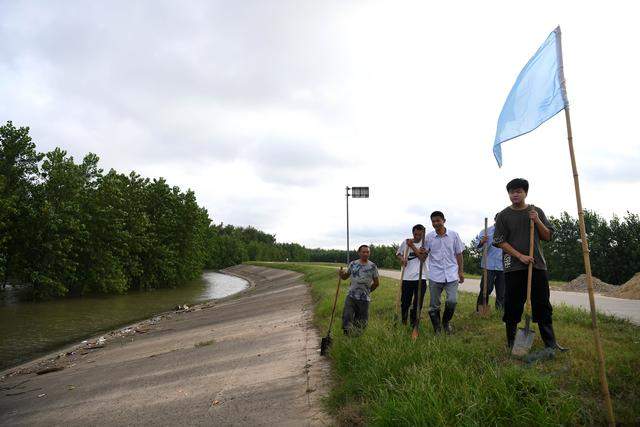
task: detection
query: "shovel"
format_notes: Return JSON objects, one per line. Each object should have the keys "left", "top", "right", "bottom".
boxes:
{"left": 478, "top": 217, "right": 491, "bottom": 317}
{"left": 512, "top": 218, "right": 536, "bottom": 357}
{"left": 320, "top": 271, "right": 343, "bottom": 356}
{"left": 394, "top": 245, "right": 410, "bottom": 323}
{"left": 411, "top": 234, "right": 427, "bottom": 341}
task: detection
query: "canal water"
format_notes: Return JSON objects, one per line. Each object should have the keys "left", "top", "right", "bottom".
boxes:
{"left": 0, "top": 271, "right": 248, "bottom": 371}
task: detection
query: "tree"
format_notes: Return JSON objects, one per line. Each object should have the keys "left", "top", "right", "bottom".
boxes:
{"left": 0, "top": 121, "right": 43, "bottom": 287}
{"left": 544, "top": 210, "right": 640, "bottom": 285}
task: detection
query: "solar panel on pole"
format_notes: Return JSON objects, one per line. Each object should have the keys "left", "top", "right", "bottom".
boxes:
{"left": 351, "top": 187, "right": 369, "bottom": 198}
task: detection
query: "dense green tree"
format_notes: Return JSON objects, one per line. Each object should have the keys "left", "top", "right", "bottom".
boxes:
{"left": 0, "top": 122, "right": 215, "bottom": 299}
{"left": 0, "top": 122, "right": 43, "bottom": 287}
{"left": 368, "top": 244, "right": 401, "bottom": 270}
{"left": 463, "top": 239, "right": 483, "bottom": 276}
{"left": 23, "top": 149, "right": 101, "bottom": 298}
{"left": 543, "top": 212, "right": 583, "bottom": 282}
{"left": 537, "top": 211, "right": 640, "bottom": 285}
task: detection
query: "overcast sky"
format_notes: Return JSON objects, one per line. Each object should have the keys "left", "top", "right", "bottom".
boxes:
{"left": 2, "top": 1, "right": 639, "bottom": 249}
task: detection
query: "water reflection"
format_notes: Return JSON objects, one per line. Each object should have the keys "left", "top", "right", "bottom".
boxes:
{"left": 200, "top": 272, "right": 249, "bottom": 300}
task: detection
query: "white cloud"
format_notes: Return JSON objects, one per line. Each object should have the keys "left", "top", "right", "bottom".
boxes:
{"left": 1, "top": 0, "right": 639, "bottom": 249}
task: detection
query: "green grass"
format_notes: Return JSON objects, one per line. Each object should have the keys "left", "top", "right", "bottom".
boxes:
{"left": 194, "top": 339, "right": 215, "bottom": 348}
{"left": 250, "top": 262, "right": 640, "bottom": 426}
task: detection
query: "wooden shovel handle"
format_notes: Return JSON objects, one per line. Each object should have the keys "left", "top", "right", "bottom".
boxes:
{"left": 525, "top": 217, "right": 535, "bottom": 313}
{"left": 396, "top": 245, "right": 410, "bottom": 317}
{"left": 412, "top": 234, "right": 427, "bottom": 340}
{"left": 327, "top": 274, "right": 342, "bottom": 334}
{"left": 482, "top": 217, "right": 489, "bottom": 301}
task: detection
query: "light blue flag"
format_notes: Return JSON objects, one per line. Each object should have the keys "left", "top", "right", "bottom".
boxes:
{"left": 493, "top": 26, "right": 568, "bottom": 166}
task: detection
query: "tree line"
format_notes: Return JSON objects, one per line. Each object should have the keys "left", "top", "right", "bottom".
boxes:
{"left": 3, "top": 121, "right": 636, "bottom": 300}
{"left": 463, "top": 211, "right": 640, "bottom": 285}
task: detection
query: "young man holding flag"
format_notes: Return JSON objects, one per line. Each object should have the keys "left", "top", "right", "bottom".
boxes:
{"left": 492, "top": 26, "right": 613, "bottom": 423}
{"left": 493, "top": 178, "right": 566, "bottom": 351}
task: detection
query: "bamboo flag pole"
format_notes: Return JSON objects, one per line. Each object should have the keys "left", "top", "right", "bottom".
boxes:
{"left": 482, "top": 217, "right": 489, "bottom": 314}
{"left": 557, "top": 27, "right": 615, "bottom": 426}
{"left": 478, "top": 217, "right": 490, "bottom": 316}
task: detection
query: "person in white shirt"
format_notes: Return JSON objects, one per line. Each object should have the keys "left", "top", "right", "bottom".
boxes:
{"left": 411, "top": 211, "right": 465, "bottom": 334}
{"left": 396, "top": 224, "right": 429, "bottom": 326}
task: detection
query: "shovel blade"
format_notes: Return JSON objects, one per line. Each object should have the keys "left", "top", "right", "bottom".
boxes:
{"left": 511, "top": 317, "right": 535, "bottom": 357}
{"left": 320, "top": 336, "right": 332, "bottom": 356}
{"left": 512, "top": 328, "right": 535, "bottom": 357}
{"left": 411, "top": 326, "right": 419, "bottom": 341}
{"left": 478, "top": 304, "right": 491, "bottom": 317}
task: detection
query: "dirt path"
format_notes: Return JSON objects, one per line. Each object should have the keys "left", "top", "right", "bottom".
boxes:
{"left": 378, "top": 269, "right": 640, "bottom": 325}
{"left": 0, "top": 265, "right": 331, "bottom": 426}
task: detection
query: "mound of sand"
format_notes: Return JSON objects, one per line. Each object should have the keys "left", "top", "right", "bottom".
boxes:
{"left": 613, "top": 272, "right": 640, "bottom": 300}
{"left": 564, "top": 274, "right": 618, "bottom": 295}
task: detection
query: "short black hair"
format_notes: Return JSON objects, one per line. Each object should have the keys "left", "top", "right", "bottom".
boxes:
{"left": 506, "top": 178, "right": 529, "bottom": 193}
{"left": 412, "top": 224, "right": 425, "bottom": 232}
{"left": 430, "top": 211, "right": 445, "bottom": 220}
{"left": 357, "top": 244, "right": 369, "bottom": 252}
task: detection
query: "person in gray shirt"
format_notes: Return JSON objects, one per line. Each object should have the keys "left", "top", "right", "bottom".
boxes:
{"left": 339, "top": 244, "right": 380, "bottom": 335}
{"left": 493, "top": 178, "right": 567, "bottom": 352}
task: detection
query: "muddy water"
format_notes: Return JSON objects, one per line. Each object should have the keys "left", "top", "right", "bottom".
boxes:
{"left": 0, "top": 271, "right": 248, "bottom": 370}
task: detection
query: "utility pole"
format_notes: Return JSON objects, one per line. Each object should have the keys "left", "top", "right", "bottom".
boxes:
{"left": 345, "top": 186, "right": 350, "bottom": 265}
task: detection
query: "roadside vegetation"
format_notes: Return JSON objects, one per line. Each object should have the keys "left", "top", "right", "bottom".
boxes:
{"left": 254, "top": 262, "right": 640, "bottom": 426}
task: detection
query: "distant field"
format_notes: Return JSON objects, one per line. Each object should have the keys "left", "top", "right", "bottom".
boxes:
{"left": 250, "top": 262, "right": 640, "bottom": 426}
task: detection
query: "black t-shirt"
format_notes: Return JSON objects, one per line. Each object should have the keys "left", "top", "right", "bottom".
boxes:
{"left": 493, "top": 205, "right": 554, "bottom": 272}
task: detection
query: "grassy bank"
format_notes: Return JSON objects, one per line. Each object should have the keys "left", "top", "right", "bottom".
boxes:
{"left": 251, "top": 262, "right": 640, "bottom": 426}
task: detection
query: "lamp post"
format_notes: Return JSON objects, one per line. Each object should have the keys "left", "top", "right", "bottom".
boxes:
{"left": 345, "top": 186, "right": 370, "bottom": 265}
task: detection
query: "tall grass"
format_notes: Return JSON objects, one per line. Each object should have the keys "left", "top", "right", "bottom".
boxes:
{"left": 252, "top": 262, "right": 640, "bottom": 426}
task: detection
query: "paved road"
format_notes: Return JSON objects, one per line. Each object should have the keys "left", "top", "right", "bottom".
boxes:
{"left": 0, "top": 266, "right": 330, "bottom": 426}
{"left": 378, "top": 269, "right": 640, "bottom": 325}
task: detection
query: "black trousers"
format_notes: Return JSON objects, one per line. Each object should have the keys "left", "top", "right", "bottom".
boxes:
{"left": 401, "top": 280, "right": 427, "bottom": 325}
{"left": 503, "top": 268, "right": 553, "bottom": 324}
{"left": 476, "top": 269, "right": 506, "bottom": 310}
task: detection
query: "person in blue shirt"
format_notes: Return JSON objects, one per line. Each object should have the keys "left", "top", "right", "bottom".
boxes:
{"left": 475, "top": 215, "right": 505, "bottom": 311}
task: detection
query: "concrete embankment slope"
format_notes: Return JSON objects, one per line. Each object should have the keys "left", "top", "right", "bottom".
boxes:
{"left": 0, "top": 265, "right": 330, "bottom": 426}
